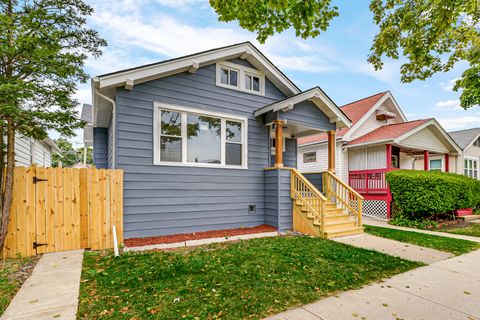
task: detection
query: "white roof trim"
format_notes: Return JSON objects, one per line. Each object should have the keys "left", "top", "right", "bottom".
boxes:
{"left": 395, "top": 119, "right": 461, "bottom": 154}
{"left": 342, "top": 91, "right": 408, "bottom": 141}
{"left": 92, "top": 42, "right": 300, "bottom": 127}
{"left": 254, "top": 87, "right": 352, "bottom": 129}
{"left": 43, "top": 137, "right": 61, "bottom": 153}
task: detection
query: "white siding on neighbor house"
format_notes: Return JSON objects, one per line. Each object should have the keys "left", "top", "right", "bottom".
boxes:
{"left": 399, "top": 152, "right": 414, "bottom": 169}
{"left": 14, "top": 134, "right": 53, "bottom": 167}
{"left": 411, "top": 154, "right": 456, "bottom": 172}
{"left": 298, "top": 142, "right": 344, "bottom": 180}
{"left": 461, "top": 144, "right": 480, "bottom": 178}
{"left": 348, "top": 146, "right": 386, "bottom": 171}
{"left": 400, "top": 127, "right": 449, "bottom": 154}
{"left": 349, "top": 102, "right": 403, "bottom": 141}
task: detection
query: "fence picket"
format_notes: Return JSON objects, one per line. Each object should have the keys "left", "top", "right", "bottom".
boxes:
{"left": 1, "top": 166, "right": 123, "bottom": 258}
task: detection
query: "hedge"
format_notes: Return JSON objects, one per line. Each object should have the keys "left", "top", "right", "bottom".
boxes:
{"left": 386, "top": 170, "right": 480, "bottom": 218}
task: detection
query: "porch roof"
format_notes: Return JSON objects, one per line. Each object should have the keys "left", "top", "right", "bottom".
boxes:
{"left": 346, "top": 119, "right": 462, "bottom": 154}
{"left": 254, "top": 87, "right": 352, "bottom": 129}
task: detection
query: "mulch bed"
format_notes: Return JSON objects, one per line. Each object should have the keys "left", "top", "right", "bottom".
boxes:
{"left": 2, "top": 255, "right": 40, "bottom": 285}
{"left": 124, "top": 224, "right": 277, "bottom": 247}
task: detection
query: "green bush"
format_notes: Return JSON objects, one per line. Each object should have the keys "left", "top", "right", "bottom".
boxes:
{"left": 386, "top": 170, "right": 480, "bottom": 219}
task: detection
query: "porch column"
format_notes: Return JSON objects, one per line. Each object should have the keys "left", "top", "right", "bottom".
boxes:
{"left": 274, "top": 120, "right": 285, "bottom": 167}
{"left": 445, "top": 154, "right": 450, "bottom": 172}
{"left": 423, "top": 150, "right": 429, "bottom": 171}
{"left": 386, "top": 144, "right": 392, "bottom": 170}
{"left": 327, "top": 130, "right": 336, "bottom": 173}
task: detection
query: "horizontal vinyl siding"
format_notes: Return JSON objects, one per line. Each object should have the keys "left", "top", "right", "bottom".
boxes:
{"left": 116, "top": 61, "right": 286, "bottom": 238}
{"left": 14, "top": 134, "right": 31, "bottom": 166}
{"left": 93, "top": 128, "right": 108, "bottom": 169}
{"left": 401, "top": 127, "right": 449, "bottom": 154}
{"left": 280, "top": 100, "right": 335, "bottom": 131}
{"left": 264, "top": 169, "right": 292, "bottom": 231}
{"left": 107, "top": 115, "right": 114, "bottom": 168}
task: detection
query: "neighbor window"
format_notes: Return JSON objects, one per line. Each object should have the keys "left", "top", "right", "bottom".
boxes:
{"left": 155, "top": 104, "right": 247, "bottom": 168}
{"left": 464, "top": 158, "right": 478, "bottom": 179}
{"left": 216, "top": 61, "right": 264, "bottom": 95}
{"left": 303, "top": 152, "right": 316, "bottom": 163}
{"left": 429, "top": 159, "right": 442, "bottom": 171}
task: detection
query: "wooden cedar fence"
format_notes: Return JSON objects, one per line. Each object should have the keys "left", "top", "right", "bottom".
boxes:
{"left": 2, "top": 166, "right": 123, "bottom": 259}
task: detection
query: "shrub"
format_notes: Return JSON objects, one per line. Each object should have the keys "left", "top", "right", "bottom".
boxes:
{"left": 386, "top": 170, "right": 480, "bottom": 219}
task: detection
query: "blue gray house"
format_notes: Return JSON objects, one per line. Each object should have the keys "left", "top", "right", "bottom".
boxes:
{"left": 84, "top": 42, "right": 364, "bottom": 240}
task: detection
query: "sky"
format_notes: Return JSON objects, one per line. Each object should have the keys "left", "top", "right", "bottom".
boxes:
{"left": 68, "top": 0, "right": 480, "bottom": 147}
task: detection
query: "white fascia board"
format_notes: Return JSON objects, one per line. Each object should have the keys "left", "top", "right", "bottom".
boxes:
{"left": 345, "top": 139, "right": 393, "bottom": 149}
{"left": 43, "top": 137, "right": 61, "bottom": 153}
{"left": 254, "top": 88, "right": 351, "bottom": 128}
{"left": 95, "top": 43, "right": 299, "bottom": 96}
{"left": 342, "top": 91, "right": 407, "bottom": 141}
{"left": 395, "top": 119, "right": 462, "bottom": 154}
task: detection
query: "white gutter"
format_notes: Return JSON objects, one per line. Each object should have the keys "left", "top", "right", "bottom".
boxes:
{"left": 94, "top": 88, "right": 116, "bottom": 169}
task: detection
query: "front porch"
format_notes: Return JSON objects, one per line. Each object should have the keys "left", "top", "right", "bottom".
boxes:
{"left": 257, "top": 88, "right": 364, "bottom": 238}
{"left": 349, "top": 143, "right": 457, "bottom": 220}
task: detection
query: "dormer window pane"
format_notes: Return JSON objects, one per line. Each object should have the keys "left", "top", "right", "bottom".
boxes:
{"left": 220, "top": 68, "right": 229, "bottom": 85}
{"left": 230, "top": 70, "right": 238, "bottom": 86}
{"left": 252, "top": 76, "right": 260, "bottom": 91}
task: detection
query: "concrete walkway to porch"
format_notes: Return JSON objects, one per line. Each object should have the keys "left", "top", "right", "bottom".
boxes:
{"left": 364, "top": 217, "right": 480, "bottom": 243}
{"left": 265, "top": 248, "right": 480, "bottom": 320}
{"left": 1, "top": 250, "right": 84, "bottom": 320}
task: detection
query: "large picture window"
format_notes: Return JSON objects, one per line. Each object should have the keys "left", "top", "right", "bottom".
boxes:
{"left": 429, "top": 159, "right": 442, "bottom": 172}
{"left": 155, "top": 103, "right": 248, "bottom": 168}
{"left": 464, "top": 158, "right": 478, "bottom": 179}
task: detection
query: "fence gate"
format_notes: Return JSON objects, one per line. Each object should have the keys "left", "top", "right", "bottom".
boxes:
{"left": 2, "top": 166, "right": 123, "bottom": 258}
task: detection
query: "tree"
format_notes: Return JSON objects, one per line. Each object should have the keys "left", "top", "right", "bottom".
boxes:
{"left": 0, "top": 0, "right": 106, "bottom": 253}
{"left": 210, "top": 0, "right": 479, "bottom": 109}
{"left": 51, "top": 138, "right": 93, "bottom": 167}
{"left": 369, "top": 0, "right": 479, "bottom": 110}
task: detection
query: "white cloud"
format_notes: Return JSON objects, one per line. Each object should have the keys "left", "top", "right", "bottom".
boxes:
{"left": 434, "top": 99, "right": 461, "bottom": 110}
{"left": 440, "top": 78, "right": 460, "bottom": 92}
{"left": 437, "top": 116, "right": 480, "bottom": 131}
{"left": 346, "top": 60, "right": 401, "bottom": 85}
{"left": 155, "top": 0, "right": 207, "bottom": 9}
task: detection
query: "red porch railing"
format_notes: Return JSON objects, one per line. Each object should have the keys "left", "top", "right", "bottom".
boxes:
{"left": 348, "top": 168, "right": 397, "bottom": 194}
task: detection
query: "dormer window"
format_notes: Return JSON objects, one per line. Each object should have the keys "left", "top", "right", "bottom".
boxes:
{"left": 245, "top": 73, "right": 260, "bottom": 92}
{"left": 216, "top": 61, "right": 265, "bottom": 95}
{"left": 220, "top": 67, "right": 238, "bottom": 87}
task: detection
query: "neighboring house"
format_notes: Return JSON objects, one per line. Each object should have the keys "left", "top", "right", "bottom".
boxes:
{"left": 298, "top": 91, "right": 461, "bottom": 220}
{"left": 449, "top": 128, "right": 480, "bottom": 180}
{"left": 15, "top": 134, "right": 60, "bottom": 167}
{"left": 85, "top": 42, "right": 359, "bottom": 239}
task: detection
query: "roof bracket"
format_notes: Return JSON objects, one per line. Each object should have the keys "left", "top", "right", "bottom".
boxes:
{"left": 240, "top": 50, "right": 252, "bottom": 59}
{"left": 124, "top": 78, "right": 134, "bottom": 90}
{"left": 188, "top": 61, "right": 200, "bottom": 73}
{"left": 280, "top": 103, "right": 294, "bottom": 112}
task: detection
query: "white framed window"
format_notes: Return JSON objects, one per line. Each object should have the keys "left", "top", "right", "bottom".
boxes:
{"left": 303, "top": 152, "right": 316, "bottom": 163}
{"left": 153, "top": 102, "right": 248, "bottom": 169}
{"left": 464, "top": 158, "right": 478, "bottom": 179}
{"left": 429, "top": 158, "right": 442, "bottom": 171}
{"left": 216, "top": 61, "right": 265, "bottom": 95}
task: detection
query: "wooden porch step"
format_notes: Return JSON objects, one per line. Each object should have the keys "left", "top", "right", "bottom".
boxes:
{"left": 458, "top": 215, "right": 480, "bottom": 222}
{"left": 324, "top": 226, "right": 364, "bottom": 239}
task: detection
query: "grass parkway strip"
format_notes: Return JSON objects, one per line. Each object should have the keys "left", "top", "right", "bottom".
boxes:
{"left": 364, "top": 225, "right": 480, "bottom": 255}
{"left": 77, "top": 236, "right": 421, "bottom": 320}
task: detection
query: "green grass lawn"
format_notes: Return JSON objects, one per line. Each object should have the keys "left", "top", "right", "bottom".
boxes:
{"left": 438, "top": 224, "right": 480, "bottom": 238}
{"left": 0, "top": 256, "right": 38, "bottom": 315}
{"left": 365, "top": 225, "right": 480, "bottom": 255}
{"left": 78, "top": 236, "right": 421, "bottom": 320}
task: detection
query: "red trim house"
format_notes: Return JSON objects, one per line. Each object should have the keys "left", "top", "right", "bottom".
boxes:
{"left": 298, "top": 91, "right": 462, "bottom": 220}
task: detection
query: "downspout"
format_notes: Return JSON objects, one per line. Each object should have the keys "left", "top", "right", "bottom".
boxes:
{"left": 94, "top": 88, "right": 116, "bottom": 169}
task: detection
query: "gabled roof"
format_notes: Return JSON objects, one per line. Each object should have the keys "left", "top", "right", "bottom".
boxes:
{"left": 348, "top": 119, "right": 430, "bottom": 146}
{"left": 254, "top": 87, "right": 352, "bottom": 129}
{"left": 80, "top": 104, "right": 92, "bottom": 125}
{"left": 298, "top": 91, "right": 390, "bottom": 145}
{"left": 449, "top": 128, "right": 480, "bottom": 150}
{"left": 347, "top": 118, "right": 461, "bottom": 154}
{"left": 93, "top": 42, "right": 302, "bottom": 127}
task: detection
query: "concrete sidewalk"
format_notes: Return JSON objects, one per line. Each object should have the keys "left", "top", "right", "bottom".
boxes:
{"left": 365, "top": 218, "right": 480, "bottom": 243}
{"left": 1, "top": 250, "right": 84, "bottom": 320}
{"left": 266, "top": 249, "right": 480, "bottom": 320}
{"left": 334, "top": 233, "right": 453, "bottom": 264}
